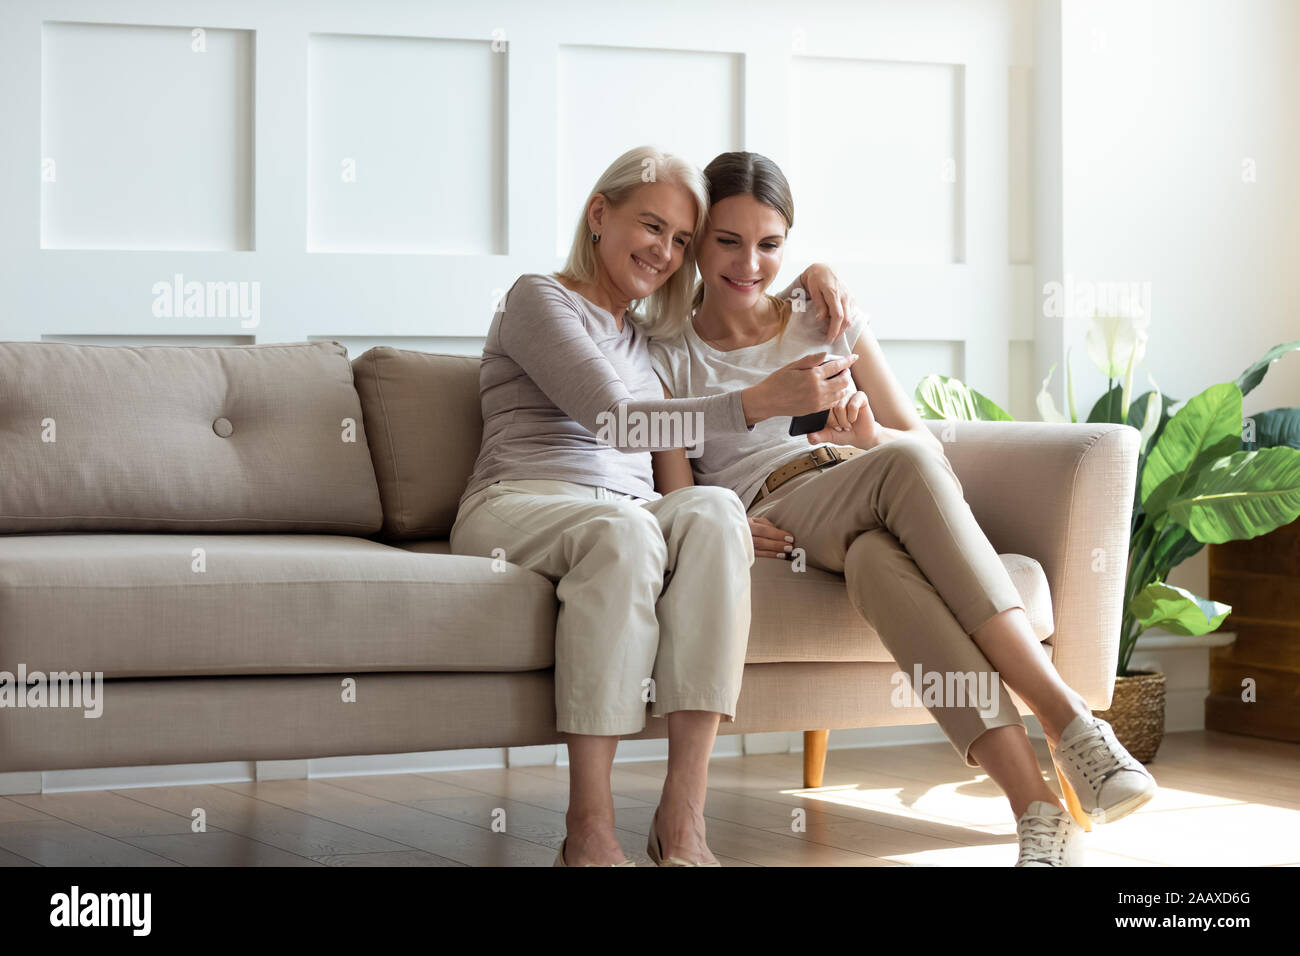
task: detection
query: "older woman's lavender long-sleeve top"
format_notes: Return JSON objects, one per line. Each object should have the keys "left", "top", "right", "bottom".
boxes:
{"left": 459, "top": 273, "right": 749, "bottom": 506}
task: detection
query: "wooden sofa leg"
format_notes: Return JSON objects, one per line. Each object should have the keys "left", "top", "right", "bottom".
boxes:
{"left": 803, "top": 729, "right": 829, "bottom": 788}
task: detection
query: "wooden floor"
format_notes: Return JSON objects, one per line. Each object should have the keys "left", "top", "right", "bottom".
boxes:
{"left": 1, "top": 730, "right": 1297, "bottom": 867}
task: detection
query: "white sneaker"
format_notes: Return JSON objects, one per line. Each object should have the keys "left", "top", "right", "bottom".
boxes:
{"left": 1015, "top": 800, "right": 1085, "bottom": 866}
{"left": 1048, "top": 714, "right": 1157, "bottom": 829}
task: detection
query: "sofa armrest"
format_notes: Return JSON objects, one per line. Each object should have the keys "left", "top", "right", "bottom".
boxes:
{"left": 923, "top": 420, "right": 1140, "bottom": 707}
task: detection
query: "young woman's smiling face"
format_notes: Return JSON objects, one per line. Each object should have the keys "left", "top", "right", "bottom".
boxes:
{"left": 695, "top": 194, "right": 788, "bottom": 307}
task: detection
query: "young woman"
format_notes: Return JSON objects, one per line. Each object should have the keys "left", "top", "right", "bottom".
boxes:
{"left": 648, "top": 151, "right": 1157, "bottom": 867}
{"left": 450, "top": 145, "right": 860, "bottom": 867}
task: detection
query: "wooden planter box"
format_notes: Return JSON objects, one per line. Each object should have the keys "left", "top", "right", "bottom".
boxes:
{"left": 1206, "top": 517, "right": 1300, "bottom": 742}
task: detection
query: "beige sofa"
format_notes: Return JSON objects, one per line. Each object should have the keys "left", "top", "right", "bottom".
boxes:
{"left": 0, "top": 341, "right": 1139, "bottom": 788}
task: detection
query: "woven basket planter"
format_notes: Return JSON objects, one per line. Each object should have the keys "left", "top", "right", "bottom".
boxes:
{"left": 1092, "top": 670, "right": 1166, "bottom": 763}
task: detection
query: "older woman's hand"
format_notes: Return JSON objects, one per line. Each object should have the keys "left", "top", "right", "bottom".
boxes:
{"left": 741, "top": 352, "right": 860, "bottom": 426}
{"left": 798, "top": 263, "right": 859, "bottom": 343}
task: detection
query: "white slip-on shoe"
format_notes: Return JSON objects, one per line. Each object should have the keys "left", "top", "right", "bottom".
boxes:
{"left": 1015, "top": 800, "right": 1085, "bottom": 867}
{"left": 1048, "top": 714, "right": 1158, "bottom": 830}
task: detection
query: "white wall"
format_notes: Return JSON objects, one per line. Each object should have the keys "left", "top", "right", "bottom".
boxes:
{"left": 1058, "top": 0, "right": 1300, "bottom": 414}
{"left": 8, "top": 2, "right": 1290, "bottom": 443}
{"left": 1050, "top": 0, "right": 1300, "bottom": 599}
{"left": 0, "top": 0, "right": 1038, "bottom": 401}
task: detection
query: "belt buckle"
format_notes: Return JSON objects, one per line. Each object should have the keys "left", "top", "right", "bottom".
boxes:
{"left": 760, "top": 444, "right": 842, "bottom": 504}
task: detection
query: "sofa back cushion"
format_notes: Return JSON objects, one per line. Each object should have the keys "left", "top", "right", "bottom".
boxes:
{"left": 0, "top": 340, "right": 383, "bottom": 534}
{"left": 351, "top": 348, "right": 482, "bottom": 539}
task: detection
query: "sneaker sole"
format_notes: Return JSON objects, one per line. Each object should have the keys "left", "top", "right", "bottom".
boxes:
{"left": 1051, "top": 756, "right": 1158, "bottom": 829}
{"left": 1090, "top": 784, "right": 1157, "bottom": 825}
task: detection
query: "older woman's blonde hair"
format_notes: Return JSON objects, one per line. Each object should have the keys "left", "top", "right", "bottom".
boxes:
{"left": 555, "top": 145, "right": 708, "bottom": 339}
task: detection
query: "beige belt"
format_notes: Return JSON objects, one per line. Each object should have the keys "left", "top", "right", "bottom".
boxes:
{"left": 752, "top": 444, "right": 864, "bottom": 504}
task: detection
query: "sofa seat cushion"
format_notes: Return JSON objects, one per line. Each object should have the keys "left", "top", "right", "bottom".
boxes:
{"left": 745, "top": 552, "right": 1054, "bottom": 664}
{"left": 402, "top": 540, "right": 1052, "bottom": 665}
{"left": 0, "top": 534, "right": 555, "bottom": 677}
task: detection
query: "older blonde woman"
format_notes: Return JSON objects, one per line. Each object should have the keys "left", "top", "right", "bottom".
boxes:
{"left": 450, "top": 145, "right": 859, "bottom": 866}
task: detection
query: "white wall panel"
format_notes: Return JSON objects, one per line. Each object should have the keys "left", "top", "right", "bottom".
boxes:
{"left": 307, "top": 33, "right": 506, "bottom": 255}
{"left": 789, "top": 56, "right": 963, "bottom": 264}
{"left": 40, "top": 21, "right": 253, "bottom": 251}
{"left": 555, "top": 45, "right": 742, "bottom": 255}
{"left": 878, "top": 338, "right": 964, "bottom": 398}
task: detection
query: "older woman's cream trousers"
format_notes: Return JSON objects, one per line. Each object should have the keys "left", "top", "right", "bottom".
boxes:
{"left": 747, "top": 436, "right": 1029, "bottom": 768}
{"left": 450, "top": 480, "right": 754, "bottom": 736}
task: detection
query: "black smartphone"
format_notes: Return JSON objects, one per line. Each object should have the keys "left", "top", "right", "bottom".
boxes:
{"left": 788, "top": 356, "right": 848, "bottom": 436}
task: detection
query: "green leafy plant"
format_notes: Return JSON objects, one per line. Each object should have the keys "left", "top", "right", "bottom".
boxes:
{"left": 915, "top": 326, "right": 1300, "bottom": 676}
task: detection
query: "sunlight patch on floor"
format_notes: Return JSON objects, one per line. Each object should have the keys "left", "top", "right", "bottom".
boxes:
{"left": 785, "top": 779, "right": 1013, "bottom": 829}
{"left": 780, "top": 781, "right": 1286, "bottom": 866}
{"left": 1084, "top": 801, "right": 1300, "bottom": 866}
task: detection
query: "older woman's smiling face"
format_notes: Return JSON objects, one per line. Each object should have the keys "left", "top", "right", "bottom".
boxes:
{"left": 588, "top": 179, "right": 698, "bottom": 306}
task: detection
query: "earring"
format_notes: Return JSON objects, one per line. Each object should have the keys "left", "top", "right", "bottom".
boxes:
{"left": 591, "top": 232, "right": 600, "bottom": 243}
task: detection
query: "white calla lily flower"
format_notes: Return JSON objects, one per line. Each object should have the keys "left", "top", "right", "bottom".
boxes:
{"left": 1036, "top": 362, "right": 1068, "bottom": 423}
{"left": 1086, "top": 312, "right": 1151, "bottom": 379}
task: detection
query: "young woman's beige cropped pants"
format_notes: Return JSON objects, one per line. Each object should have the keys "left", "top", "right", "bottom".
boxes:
{"left": 450, "top": 480, "right": 754, "bottom": 736}
{"left": 747, "top": 436, "right": 1029, "bottom": 768}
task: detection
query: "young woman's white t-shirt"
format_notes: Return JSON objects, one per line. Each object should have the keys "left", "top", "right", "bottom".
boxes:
{"left": 649, "top": 308, "right": 868, "bottom": 508}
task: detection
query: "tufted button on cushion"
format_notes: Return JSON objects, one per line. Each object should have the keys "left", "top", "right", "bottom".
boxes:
{"left": 0, "top": 340, "right": 382, "bottom": 534}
